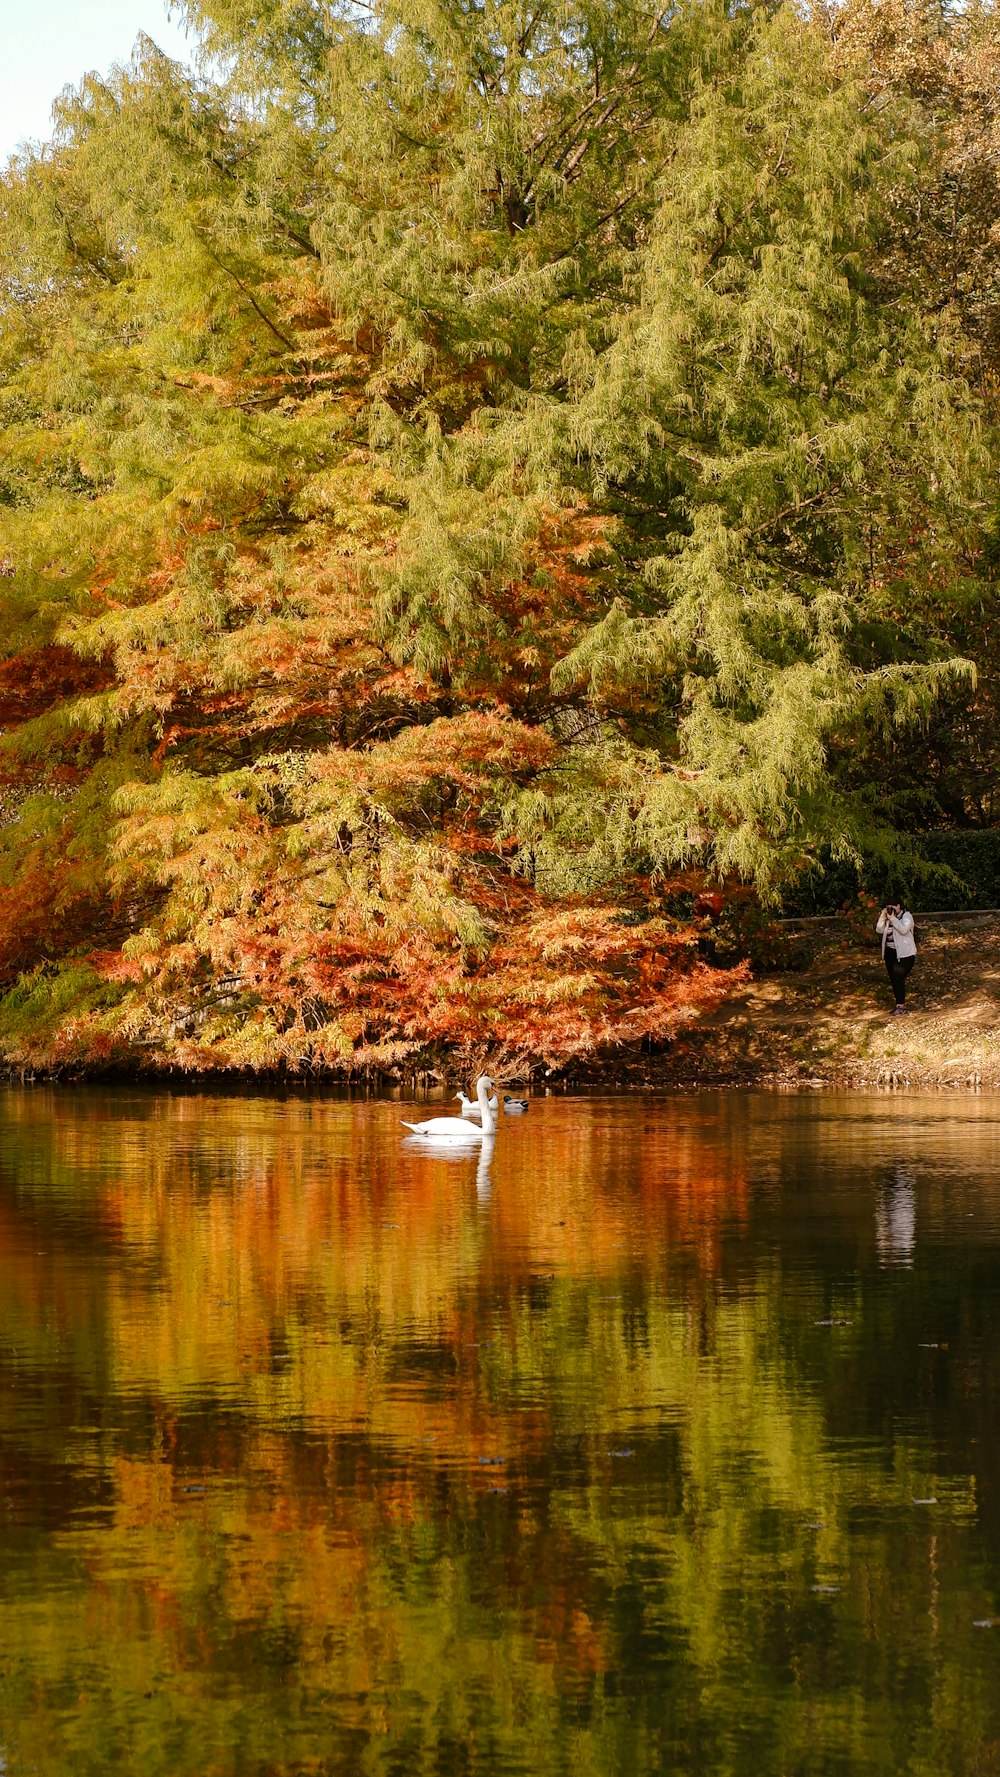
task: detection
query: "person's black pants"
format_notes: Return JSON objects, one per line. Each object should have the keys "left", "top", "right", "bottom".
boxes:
{"left": 884, "top": 950, "right": 915, "bottom": 1005}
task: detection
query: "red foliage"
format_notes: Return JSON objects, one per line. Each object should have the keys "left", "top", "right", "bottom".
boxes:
{"left": 0, "top": 647, "right": 112, "bottom": 727}
{"left": 0, "top": 847, "right": 112, "bottom": 988}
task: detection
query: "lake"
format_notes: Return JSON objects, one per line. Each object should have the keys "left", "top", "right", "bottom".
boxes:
{"left": 0, "top": 1086, "right": 999, "bottom": 1775}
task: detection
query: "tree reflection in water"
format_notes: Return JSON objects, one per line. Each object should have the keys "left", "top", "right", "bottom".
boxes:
{"left": 0, "top": 1088, "right": 998, "bottom": 1775}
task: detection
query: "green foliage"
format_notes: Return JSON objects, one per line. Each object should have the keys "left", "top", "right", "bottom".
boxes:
{"left": 917, "top": 829, "right": 1000, "bottom": 908}
{"left": 544, "top": 5, "right": 985, "bottom": 892}
{"left": 0, "top": 961, "right": 129, "bottom": 1067}
{"left": 781, "top": 828, "right": 1000, "bottom": 914}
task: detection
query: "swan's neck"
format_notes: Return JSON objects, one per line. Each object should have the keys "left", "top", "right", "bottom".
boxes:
{"left": 477, "top": 1082, "right": 496, "bottom": 1135}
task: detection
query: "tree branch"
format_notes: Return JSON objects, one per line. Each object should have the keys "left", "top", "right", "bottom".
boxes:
{"left": 201, "top": 243, "right": 297, "bottom": 353}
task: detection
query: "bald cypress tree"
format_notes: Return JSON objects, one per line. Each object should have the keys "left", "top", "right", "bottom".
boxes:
{"left": 530, "top": 5, "right": 985, "bottom": 890}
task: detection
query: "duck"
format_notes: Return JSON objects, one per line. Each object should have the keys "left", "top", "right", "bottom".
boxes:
{"left": 402, "top": 1075, "right": 497, "bottom": 1141}
{"left": 503, "top": 1095, "right": 529, "bottom": 1113}
{"left": 455, "top": 1089, "right": 498, "bottom": 1118}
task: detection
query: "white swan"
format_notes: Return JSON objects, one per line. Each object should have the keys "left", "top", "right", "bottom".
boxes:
{"left": 455, "top": 1089, "right": 498, "bottom": 1117}
{"left": 402, "top": 1075, "right": 497, "bottom": 1141}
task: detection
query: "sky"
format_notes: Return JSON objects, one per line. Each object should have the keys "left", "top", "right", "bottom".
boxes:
{"left": 1, "top": 0, "right": 195, "bottom": 164}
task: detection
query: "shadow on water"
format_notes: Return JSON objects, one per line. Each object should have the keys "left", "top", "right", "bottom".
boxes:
{"left": 1, "top": 1088, "right": 1000, "bottom": 1774}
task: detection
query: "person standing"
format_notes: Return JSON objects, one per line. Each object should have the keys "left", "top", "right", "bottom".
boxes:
{"left": 876, "top": 899, "right": 917, "bottom": 1015}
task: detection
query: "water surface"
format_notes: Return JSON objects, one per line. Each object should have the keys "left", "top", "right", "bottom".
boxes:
{"left": 1, "top": 1087, "right": 999, "bottom": 1775}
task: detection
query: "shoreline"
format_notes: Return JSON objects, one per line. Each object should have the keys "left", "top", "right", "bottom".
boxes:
{"left": 3, "top": 912, "right": 999, "bottom": 1095}
{"left": 0, "top": 1069, "right": 993, "bottom": 1095}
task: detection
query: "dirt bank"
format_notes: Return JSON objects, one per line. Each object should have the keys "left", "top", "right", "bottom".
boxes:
{"left": 664, "top": 912, "right": 1000, "bottom": 1090}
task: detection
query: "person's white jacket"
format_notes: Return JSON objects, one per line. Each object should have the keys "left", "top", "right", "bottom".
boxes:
{"left": 876, "top": 908, "right": 916, "bottom": 960}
